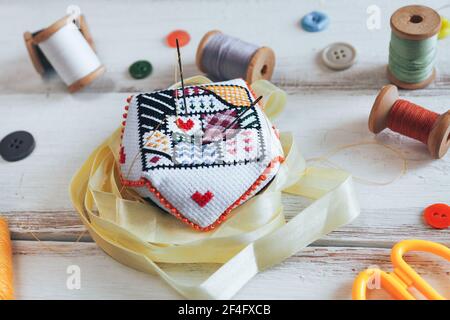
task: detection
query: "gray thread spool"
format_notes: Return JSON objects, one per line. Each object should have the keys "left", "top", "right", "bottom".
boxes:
{"left": 196, "top": 30, "right": 275, "bottom": 83}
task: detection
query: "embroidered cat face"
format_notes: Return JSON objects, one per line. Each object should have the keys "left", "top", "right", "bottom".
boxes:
{"left": 119, "top": 79, "right": 284, "bottom": 231}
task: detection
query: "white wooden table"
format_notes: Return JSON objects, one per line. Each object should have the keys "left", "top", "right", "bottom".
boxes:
{"left": 1, "top": 0, "right": 449, "bottom": 299}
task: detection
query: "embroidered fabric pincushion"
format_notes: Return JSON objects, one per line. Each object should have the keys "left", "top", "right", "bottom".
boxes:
{"left": 119, "top": 79, "right": 284, "bottom": 231}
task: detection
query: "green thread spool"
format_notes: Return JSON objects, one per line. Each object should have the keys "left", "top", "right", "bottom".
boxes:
{"left": 389, "top": 33, "right": 437, "bottom": 84}
{"left": 388, "top": 5, "right": 441, "bottom": 90}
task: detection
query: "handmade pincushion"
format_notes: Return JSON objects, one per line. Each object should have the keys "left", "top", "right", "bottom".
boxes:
{"left": 119, "top": 79, "right": 284, "bottom": 230}
{"left": 70, "top": 76, "right": 359, "bottom": 299}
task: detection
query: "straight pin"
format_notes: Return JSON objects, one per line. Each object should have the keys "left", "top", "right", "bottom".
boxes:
{"left": 222, "top": 95, "right": 263, "bottom": 132}
{"left": 176, "top": 38, "right": 188, "bottom": 115}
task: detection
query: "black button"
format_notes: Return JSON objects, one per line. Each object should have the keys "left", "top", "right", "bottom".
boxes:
{"left": 0, "top": 131, "right": 36, "bottom": 162}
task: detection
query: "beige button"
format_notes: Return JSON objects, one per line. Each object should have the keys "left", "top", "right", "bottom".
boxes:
{"left": 322, "top": 42, "right": 357, "bottom": 70}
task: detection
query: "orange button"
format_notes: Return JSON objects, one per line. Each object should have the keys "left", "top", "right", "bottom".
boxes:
{"left": 423, "top": 203, "right": 450, "bottom": 229}
{"left": 166, "top": 30, "right": 190, "bottom": 48}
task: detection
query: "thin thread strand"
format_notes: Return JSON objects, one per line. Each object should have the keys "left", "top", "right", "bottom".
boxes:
{"left": 307, "top": 141, "right": 407, "bottom": 186}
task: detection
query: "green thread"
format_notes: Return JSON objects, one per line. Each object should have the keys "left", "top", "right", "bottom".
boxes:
{"left": 388, "top": 32, "right": 437, "bottom": 83}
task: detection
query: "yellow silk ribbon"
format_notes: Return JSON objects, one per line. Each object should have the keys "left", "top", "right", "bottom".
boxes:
{"left": 69, "top": 76, "right": 360, "bottom": 299}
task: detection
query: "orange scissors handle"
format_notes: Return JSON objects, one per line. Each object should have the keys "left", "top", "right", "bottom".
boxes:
{"left": 391, "top": 239, "right": 450, "bottom": 300}
{"left": 352, "top": 239, "right": 450, "bottom": 300}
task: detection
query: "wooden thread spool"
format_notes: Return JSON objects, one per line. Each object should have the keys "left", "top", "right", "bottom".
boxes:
{"left": 24, "top": 15, "right": 105, "bottom": 93}
{"left": 369, "top": 84, "right": 450, "bottom": 159}
{"left": 196, "top": 30, "right": 275, "bottom": 83}
{"left": 388, "top": 5, "right": 441, "bottom": 89}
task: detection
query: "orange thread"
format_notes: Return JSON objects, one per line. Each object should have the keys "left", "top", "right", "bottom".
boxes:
{"left": 387, "top": 99, "right": 440, "bottom": 144}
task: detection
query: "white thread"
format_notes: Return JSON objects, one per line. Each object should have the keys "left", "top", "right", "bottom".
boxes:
{"left": 37, "top": 19, "right": 101, "bottom": 86}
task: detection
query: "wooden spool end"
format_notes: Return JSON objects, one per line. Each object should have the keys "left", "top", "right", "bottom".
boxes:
{"left": 78, "top": 15, "right": 96, "bottom": 51}
{"left": 368, "top": 84, "right": 399, "bottom": 134}
{"left": 389, "top": 5, "right": 441, "bottom": 90}
{"left": 387, "top": 67, "right": 436, "bottom": 90}
{"left": 391, "top": 5, "right": 441, "bottom": 41}
{"left": 23, "top": 31, "right": 45, "bottom": 75}
{"left": 196, "top": 30, "right": 275, "bottom": 83}
{"left": 246, "top": 46, "right": 275, "bottom": 83}
{"left": 23, "top": 14, "right": 97, "bottom": 75}
{"left": 428, "top": 111, "right": 450, "bottom": 159}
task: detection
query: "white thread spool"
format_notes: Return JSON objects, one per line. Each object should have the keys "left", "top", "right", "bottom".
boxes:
{"left": 24, "top": 15, "right": 105, "bottom": 92}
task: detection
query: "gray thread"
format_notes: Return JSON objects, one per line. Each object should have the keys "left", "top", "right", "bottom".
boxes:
{"left": 201, "top": 33, "right": 259, "bottom": 80}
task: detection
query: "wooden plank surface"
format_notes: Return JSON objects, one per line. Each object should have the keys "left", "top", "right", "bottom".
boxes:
{"left": 0, "top": 0, "right": 448, "bottom": 299}
{"left": 12, "top": 241, "right": 450, "bottom": 299}
{"left": 1, "top": 0, "right": 449, "bottom": 94}
{"left": 1, "top": 92, "right": 448, "bottom": 247}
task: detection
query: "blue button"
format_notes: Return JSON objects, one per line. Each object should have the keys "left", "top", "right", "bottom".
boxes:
{"left": 301, "top": 11, "right": 329, "bottom": 32}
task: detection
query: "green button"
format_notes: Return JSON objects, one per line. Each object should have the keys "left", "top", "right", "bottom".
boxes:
{"left": 129, "top": 60, "right": 152, "bottom": 79}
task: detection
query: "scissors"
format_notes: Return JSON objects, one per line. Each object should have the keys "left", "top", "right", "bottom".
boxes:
{"left": 352, "top": 239, "right": 450, "bottom": 300}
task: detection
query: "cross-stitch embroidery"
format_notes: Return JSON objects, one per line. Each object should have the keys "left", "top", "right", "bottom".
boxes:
{"left": 120, "top": 79, "right": 284, "bottom": 230}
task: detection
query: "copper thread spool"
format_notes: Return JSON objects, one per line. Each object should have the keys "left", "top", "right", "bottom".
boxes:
{"left": 369, "top": 84, "right": 450, "bottom": 159}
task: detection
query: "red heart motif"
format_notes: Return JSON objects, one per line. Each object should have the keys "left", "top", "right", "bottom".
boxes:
{"left": 176, "top": 118, "right": 195, "bottom": 131}
{"left": 191, "top": 191, "right": 214, "bottom": 208}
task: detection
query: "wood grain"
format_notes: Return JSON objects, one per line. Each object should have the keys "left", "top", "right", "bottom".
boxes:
{"left": 12, "top": 241, "right": 450, "bottom": 299}
{"left": 1, "top": 92, "right": 448, "bottom": 246}
{"left": 1, "top": 0, "right": 449, "bottom": 94}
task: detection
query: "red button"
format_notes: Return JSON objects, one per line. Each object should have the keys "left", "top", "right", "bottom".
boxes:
{"left": 423, "top": 203, "right": 450, "bottom": 229}
{"left": 166, "top": 30, "right": 190, "bottom": 48}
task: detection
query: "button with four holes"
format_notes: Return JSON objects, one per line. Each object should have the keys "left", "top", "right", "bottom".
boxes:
{"left": 0, "top": 131, "right": 36, "bottom": 162}
{"left": 301, "top": 11, "right": 329, "bottom": 32}
{"left": 322, "top": 42, "right": 357, "bottom": 70}
{"left": 423, "top": 203, "right": 450, "bottom": 229}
